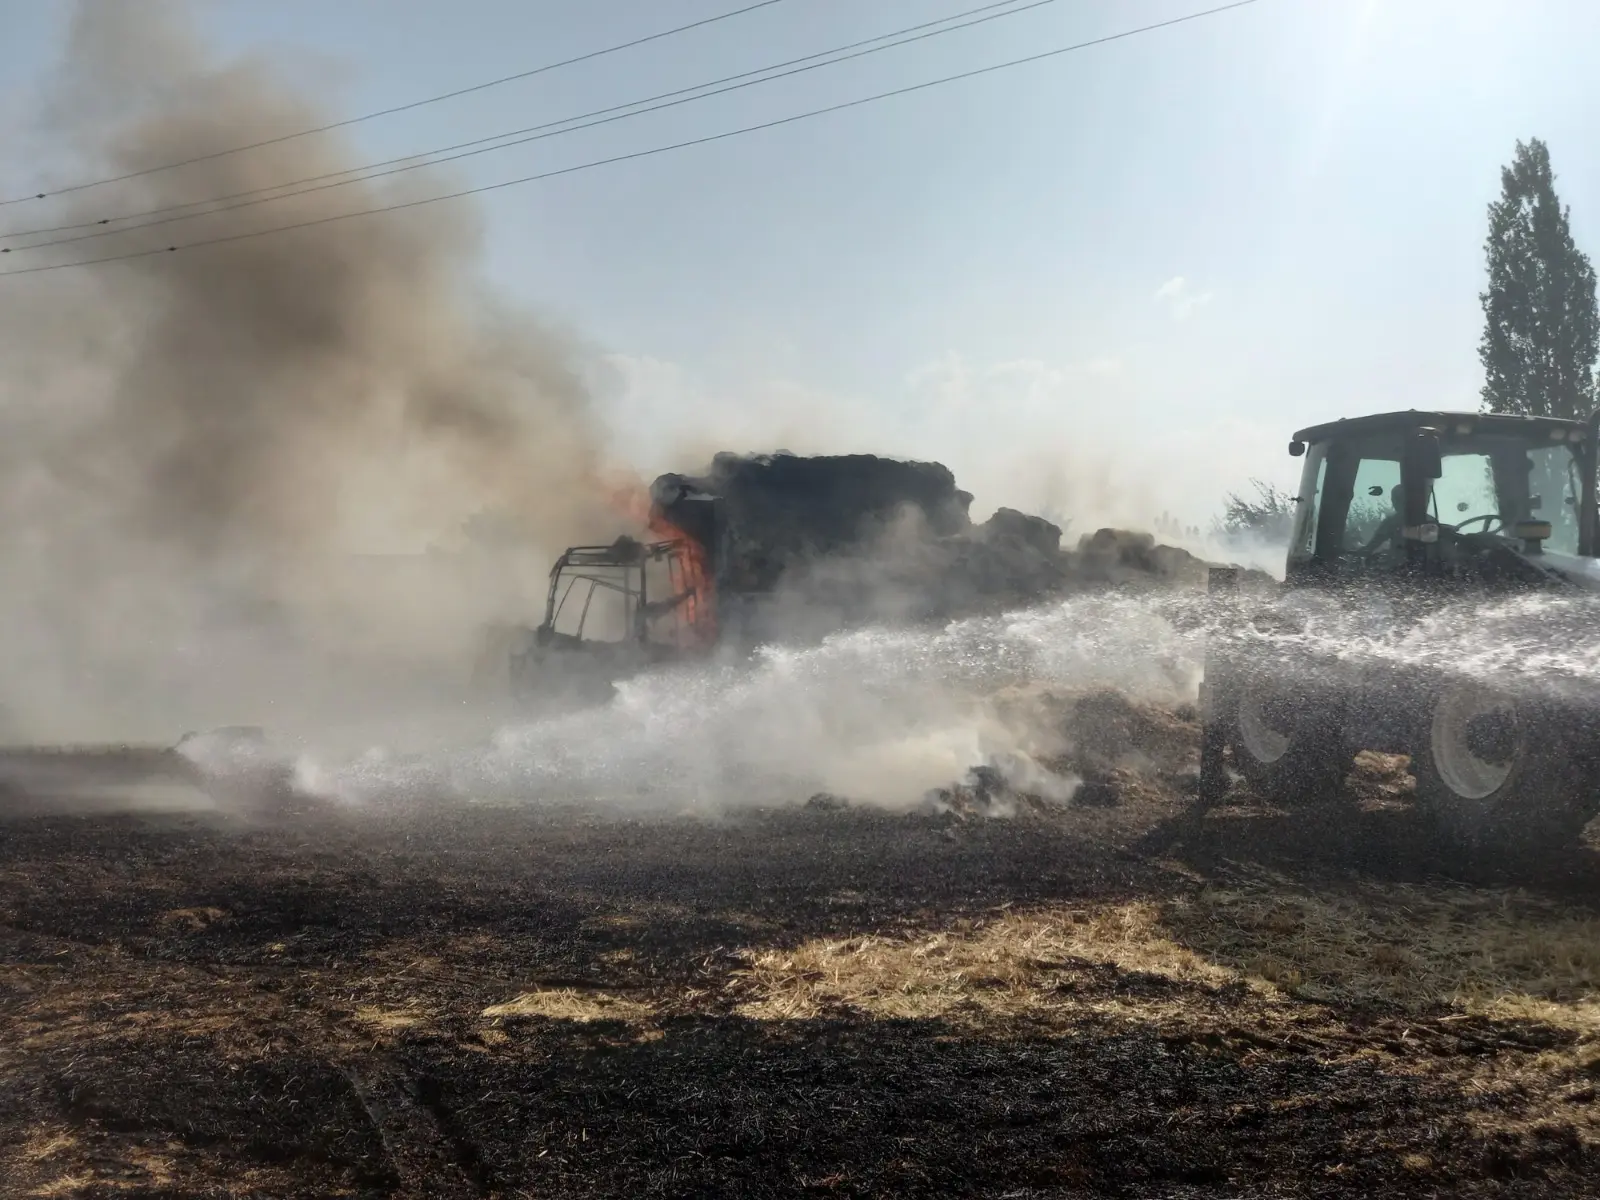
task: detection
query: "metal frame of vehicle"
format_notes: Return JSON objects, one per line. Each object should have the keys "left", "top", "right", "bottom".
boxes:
{"left": 539, "top": 538, "right": 699, "bottom": 648}
{"left": 506, "top": 537, "right": 703, "bottom": 704}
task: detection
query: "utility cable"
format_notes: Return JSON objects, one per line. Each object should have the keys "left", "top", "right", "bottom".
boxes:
{"left": 2, "top": 0, "right": 1042, "bottom": 249}
{"left": 0, "top": 0, "right": 790, "bottom": 207}
{"left": 0, "top": 0, "right": 1264, "bottom": 280}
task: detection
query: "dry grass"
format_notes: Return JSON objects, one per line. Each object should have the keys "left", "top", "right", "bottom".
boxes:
{"left": 481, "top": 989, "right": 655, "bottom": 1023}
{"left": 10, "top": 1133, "right": 177, "bottom": 1199}
{"left": 352, "top": 1004, "right": 428, "bottom": 1032}
{"left": 732, "top": 902, "right": 1233, "bottom": 1023}
{"left": 731, "top": 878, "right": 1600, "bottom": 1037}
{"left": 14, "top": 1128, "right": 77, "bottom": 1164}
{"left": 1163, "top": 871, "right": 1600, "bottom": 1030}
{"left": 726, "top": 882, "right": 1600, "bottom": 1152}
{"left": 31, "top": 1175, "right": 98, "bottom": 1198}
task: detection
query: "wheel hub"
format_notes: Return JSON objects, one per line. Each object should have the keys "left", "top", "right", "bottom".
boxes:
{"left": 1463, "top": 711, "right": 1516, "bottom": 765}
{"left": 1430, "top": 685, "right": 1519, "bottom": 801}
{"left": 1237, "top": 677, "right": 1293, "bottom": 765}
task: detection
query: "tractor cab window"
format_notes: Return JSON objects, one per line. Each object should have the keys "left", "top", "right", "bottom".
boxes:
{"left": 1307, "top": 428, "right": 1586, "bottom": 561}
{"left": 1437, "top": 437, "right": 1581, "bottom": 554}
{"left": 1527, "top": 443, "right": 1583, "bottom": 553}
{"left": 1431, "top": 451, "right": 1499, "bottom": 531}
{"left": 550, "top": 568, "right": 633, "bottom": 643}
{"left": 1343, "top": 456, "right": 1402, "bottom": 552}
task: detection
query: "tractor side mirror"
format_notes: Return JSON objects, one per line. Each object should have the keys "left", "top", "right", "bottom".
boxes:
{"left": 1288, "top": 440, "right": 1306, "bottom": 457}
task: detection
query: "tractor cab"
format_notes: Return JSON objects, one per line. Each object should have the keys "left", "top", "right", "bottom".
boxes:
{"left": 1282, "top": 410, "right": 1599, "bottom": 590}
{"left": 1196, "top": 408, "right": 1600, "bottom": 856}
{"left": 506, "top": 536, "right": 709, "bottom": 704}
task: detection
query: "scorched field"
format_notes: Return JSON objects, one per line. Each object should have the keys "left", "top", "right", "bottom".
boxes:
{"left": 2, "top": 695, "right": 1598, "bottom": 1199}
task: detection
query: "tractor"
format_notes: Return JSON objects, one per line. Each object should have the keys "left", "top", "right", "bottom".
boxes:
{"left": 1199, "top": 409, "right": 1600, "bottom": 853}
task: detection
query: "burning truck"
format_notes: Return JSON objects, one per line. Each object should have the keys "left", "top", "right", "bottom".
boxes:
{"left": 503, "top": 451, "right": 1216, "bottom": 705}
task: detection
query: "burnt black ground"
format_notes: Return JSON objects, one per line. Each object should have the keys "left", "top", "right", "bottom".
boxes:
{"left": 2, "top": 787, "right": 1598, "bottom": 1199}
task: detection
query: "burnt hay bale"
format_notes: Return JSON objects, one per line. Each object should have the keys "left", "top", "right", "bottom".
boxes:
{"left": 655, "top": 452, "right": 974, "bottom": 594}
{"left": 649, "top": 455, "right": 1230, "bottom": 631}
{"left": 980, "top": 507, "right": 1062, "bottom": 555}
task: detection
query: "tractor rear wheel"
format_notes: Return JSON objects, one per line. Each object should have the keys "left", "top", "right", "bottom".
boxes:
{"left": 1412, "top": 681, "right": 1594, "bottom": 855}
{"left": 1227, "top": 670, "right": 1348, "bottom": 807}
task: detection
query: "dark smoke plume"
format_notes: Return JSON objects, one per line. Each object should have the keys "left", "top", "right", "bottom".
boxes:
{"left": 0, "top": 0, "right": 627, "bottom": 742}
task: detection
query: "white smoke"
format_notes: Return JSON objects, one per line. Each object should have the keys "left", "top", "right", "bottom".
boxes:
{"left": 289, "top": 591, "right": 1206, "bottom": 812}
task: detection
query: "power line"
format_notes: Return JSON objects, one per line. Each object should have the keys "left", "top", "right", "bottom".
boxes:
{"left": 2, "top": 0, "right": 1041, "bottom": 249}
{"left": 1, "top": 0, "right": 1032, "bottom": 241}
{"left": 0, "top": 0, "right": 790, "bottom": 209}
{"left": 0, "top": 0, "right": 1264, "bottom": 280}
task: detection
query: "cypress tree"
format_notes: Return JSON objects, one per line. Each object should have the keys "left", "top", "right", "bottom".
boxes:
{"left": 1479, "top": 138, "right": 1599, "bottom": 419}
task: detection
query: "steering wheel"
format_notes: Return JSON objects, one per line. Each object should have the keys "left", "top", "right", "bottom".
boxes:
{"left": 1450, "top": 513, "right": 1505, "bottom": 536}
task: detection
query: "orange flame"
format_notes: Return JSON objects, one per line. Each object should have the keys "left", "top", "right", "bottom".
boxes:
{"left": 648, "top": 503, "right": 717, "bottom": 650}
{"left": 598, "top": 472, "right": 717, "bottom": 650}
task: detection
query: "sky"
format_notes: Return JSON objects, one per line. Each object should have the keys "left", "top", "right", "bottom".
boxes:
{"left": 4, "top": 0, "right": 1600, "bottom": 531}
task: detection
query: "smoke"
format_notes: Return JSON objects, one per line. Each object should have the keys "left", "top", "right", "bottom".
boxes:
{"left": 0, "top": 0, "right": 1283, "bottom": 804}
{"left": 0, "top": 0, "right": 629, "bottom": 741}
{"left": 597, "top": 353, "right": 1301, "bottom": 552}
{"left": 185, "top": 577, "right": 1600, "bottom": 821}
{"left": 293, "top": 590, "right": 1205, "bottom": 813}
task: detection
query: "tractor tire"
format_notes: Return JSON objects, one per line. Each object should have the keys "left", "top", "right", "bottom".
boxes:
{"left": 1411, "top": 681, "right": 1596, "bottom": 856}
{"left": 1227, "top": 668, "right": 1349, "bottom": 807}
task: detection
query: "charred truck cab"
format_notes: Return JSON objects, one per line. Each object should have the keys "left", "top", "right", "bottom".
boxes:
{"left": 505, "top": 538, "right": 696, "bottom": 706}
{"left": 508, "top": 483, "right": 723, "bottom": 705}
{"left": 1202, "top": 409, "right": 1600, "bottom": 853}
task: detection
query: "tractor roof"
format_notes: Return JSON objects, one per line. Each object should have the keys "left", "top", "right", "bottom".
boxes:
{"left": 1293, "top": 409, "right": 1587, "bottom": 443}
